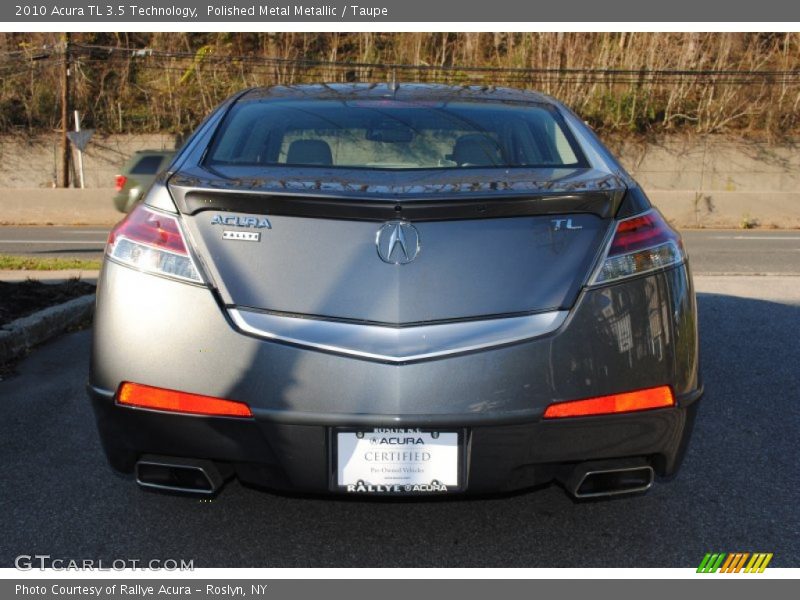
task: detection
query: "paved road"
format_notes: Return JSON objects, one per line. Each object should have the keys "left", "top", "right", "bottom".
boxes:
{"left": 0, "top": 226, "right": 110, "bottom": 259}
{"left": 1, "top": 226, "right": 799, "bottom": 275}
{"left": 0, "top": 275, "right": 798, "bottom": 568}
{"left": 681, "top": 230, "right": 800, "bottom": 275}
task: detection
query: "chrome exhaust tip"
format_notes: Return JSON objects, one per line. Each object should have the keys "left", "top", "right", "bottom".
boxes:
{"left": 561, "top": 458, "right": 654, "bottom": 499}
{"left": 135, "top": 455, "right": 229, "bottom": 495}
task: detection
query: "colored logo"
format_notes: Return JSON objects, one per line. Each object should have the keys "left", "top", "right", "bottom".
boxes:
{"left": 697, "top": 552, "right": 773, "bottom": 573}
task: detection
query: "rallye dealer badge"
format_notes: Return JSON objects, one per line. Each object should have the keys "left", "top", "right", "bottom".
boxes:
{"left": 336, "top": 428, "right": 459, "bottom": 493}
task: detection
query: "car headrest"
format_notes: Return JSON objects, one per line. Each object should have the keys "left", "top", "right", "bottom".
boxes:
{"left": 450, "top": 134, "right": 502, "bottom": 166}
{"left": 286, "top": 139, "right": 333, "bottom": 166}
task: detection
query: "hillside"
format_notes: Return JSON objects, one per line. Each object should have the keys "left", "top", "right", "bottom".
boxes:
{"left": 1, "top": 32, "right": 799, "bottom": 137}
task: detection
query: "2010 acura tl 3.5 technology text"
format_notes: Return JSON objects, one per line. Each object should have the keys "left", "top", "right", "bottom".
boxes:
{"left": 88, "top": 84, "right": 702, "bottom": 498}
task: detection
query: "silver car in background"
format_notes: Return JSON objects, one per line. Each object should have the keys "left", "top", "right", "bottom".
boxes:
{"left": 88, "top": 84, "right": 701, "bottom": 498}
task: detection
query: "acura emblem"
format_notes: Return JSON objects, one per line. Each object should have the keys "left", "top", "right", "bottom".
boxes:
{"left": 376, "top": 221, "right": 420, "bottom": 264}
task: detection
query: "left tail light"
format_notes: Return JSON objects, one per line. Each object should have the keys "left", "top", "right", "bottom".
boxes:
{"left": 591, "top": 209, "right": 685, "bottom": 285}
{"left": 106, "top": 204, "right": 203, "bottom": 283}
{"left": 115, "top": 174, "right": 127, "bottom": 192}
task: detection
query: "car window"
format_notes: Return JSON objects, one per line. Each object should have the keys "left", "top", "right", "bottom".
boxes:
{"left": 130, "top": 155, "right": 166, "bottom": 175}
{"left": 206, "top": 100, "right": 588, "bottom": 170}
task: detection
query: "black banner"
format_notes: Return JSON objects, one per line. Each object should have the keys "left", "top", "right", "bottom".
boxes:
{"left": 2, "top": 579, "right": 790, "bottom": 600}
{"left": 4, "top": 0, "right": 800, "bottom": 22}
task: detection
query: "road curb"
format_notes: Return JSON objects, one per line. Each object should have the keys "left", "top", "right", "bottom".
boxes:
{"left": 0, "top": 294, "right": 95, "bottom": 364}
{"left": 0, "top": 270, "right": 101, "bottom": 283}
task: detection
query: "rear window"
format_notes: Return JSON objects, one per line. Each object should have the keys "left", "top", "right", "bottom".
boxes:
{"left": 205, "top": 100, "right": 588, "bottom": 170}
{"left": 130, "top": 155, "right": 166, "bottom": 175}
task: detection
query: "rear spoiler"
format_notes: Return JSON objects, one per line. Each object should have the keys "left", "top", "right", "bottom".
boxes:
{"left": 170, "top": 187, "right": 626, "bottom": 222}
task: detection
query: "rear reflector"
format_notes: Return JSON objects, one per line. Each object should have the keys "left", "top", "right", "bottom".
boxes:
{"left": 592, "top": 209, "right": 685, "bottom": 284}
{"left": 543, "top": 386, "right": 674, "bottom": 419}
{"left": 106, "top": 203, "right": 202, "bottom": 283}
{"left": 117, "top": 382, "right": 252, "bottom": 418}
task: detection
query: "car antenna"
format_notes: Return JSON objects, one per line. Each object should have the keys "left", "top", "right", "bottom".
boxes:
{"left": 390, "top": 67, "right": 398, "bottom": 96}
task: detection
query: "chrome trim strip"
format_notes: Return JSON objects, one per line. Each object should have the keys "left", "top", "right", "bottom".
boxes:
{"left": 228, "top": 309, "right": 568, "bottom": 363}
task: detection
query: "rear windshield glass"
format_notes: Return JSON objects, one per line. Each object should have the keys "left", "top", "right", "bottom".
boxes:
{"left": 130, "top": 155, "right": 166, "bottom": 174}
{"left": 205, "top": 100, "right": 588, "bottom": 170}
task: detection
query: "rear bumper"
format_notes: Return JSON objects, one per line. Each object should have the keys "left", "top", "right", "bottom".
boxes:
{"left": 88, "top": 259, "right": 701, "bottom": 494}
{"left": 88, "top": 384, "right": 700, "bottom": 494}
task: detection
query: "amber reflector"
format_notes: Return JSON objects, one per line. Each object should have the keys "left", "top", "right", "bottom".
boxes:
{"left": 117, "top": 382, "right": 252, "bottom": 418}
{"left": 543, "top": 386, "right": 674, "bottom": 419}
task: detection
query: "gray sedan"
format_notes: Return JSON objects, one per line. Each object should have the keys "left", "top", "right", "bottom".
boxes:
{"left": 88, "top": 84, "right": 701, "bottom": 498}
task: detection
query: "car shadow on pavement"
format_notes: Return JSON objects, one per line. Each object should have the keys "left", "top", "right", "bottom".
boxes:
{"left": 0, "top": 292, "right": 798, "bottom": 568}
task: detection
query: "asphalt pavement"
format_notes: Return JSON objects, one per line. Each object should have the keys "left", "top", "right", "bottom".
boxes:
{"left": 1, "top": 272, "right": 798, "bottom": 568}
{"left": 681, "top": 230, "right": 800, "bottom": 275}
{"left": 0, "top": 226, "right": 110, "bottom": 259}
{"left": 1, "top": 226, "right": 799, "bottom": 275}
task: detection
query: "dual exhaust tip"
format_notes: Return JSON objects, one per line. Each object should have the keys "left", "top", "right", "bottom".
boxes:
{"left": 134, "top": 455, "right": 655, "bottom": 498}
{"left": 135, "top": 455, "right": 230, "bottom": 495}
{"left": 560, "top": 458, "right": 655, "bottom": 499}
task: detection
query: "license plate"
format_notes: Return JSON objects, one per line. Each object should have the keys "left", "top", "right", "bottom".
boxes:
{"left": 335, "top": 429, "right": 461, "bottom": 494}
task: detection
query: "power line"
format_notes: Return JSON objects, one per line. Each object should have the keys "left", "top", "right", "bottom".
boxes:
{"left": 66, "top": 43, "right": 800, "bottom": 81}
{"left": 3, "top": 43, "right": 799, "bottom": 85}
{"left": 3, "top": 40, "right": 800, "bottom": 135}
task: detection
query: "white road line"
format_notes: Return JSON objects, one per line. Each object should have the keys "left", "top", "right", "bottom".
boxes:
{"left": 711, "top": 236, "right": 800, "bottom": 240}
{"left": 0, "top": 240, "right": 106, "bottom": 244}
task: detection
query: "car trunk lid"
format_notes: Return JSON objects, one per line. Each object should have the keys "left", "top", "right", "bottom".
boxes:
{"left": 171, "top": 167, "right": 623, "bottom": 325}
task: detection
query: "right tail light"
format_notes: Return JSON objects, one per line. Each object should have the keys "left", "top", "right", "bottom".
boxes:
{"left": 591, "top": 209, "right": 685, "bottom": 284}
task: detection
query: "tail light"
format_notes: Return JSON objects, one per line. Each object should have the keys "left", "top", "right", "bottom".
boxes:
{"left": 543, "top": 386, "right": 674, "bottom": 419}
{"left": 106, "top": 204, "right": 202, "bottom": 283}
{"left": 591, "top": 209, "right": 685, "bottom": 284}
{"left": 117, "top": 382, "right": 252, "bottom": 418}
{"left": 115, "top": 175, "right": 127, "bottom": 192}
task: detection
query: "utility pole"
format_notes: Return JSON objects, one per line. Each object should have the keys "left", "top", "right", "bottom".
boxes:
{"left": 60, "top": 32, "right": 71, "bottom": 188}
{"left": 73, "top": 110, "right": 85, "bottom": 189}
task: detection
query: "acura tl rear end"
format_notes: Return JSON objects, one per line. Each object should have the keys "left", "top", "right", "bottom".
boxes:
{"left": 88, "top": 84, "right": 702, "bottom": 498}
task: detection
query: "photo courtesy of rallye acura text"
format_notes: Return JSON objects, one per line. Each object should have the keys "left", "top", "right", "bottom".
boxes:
{"left": 88, "top": 84, "right": 702, "bottom": 498}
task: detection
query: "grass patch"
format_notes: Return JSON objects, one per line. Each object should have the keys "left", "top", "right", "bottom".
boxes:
{"left": 0, "top": 255, "right": 102, "bottom": 271}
